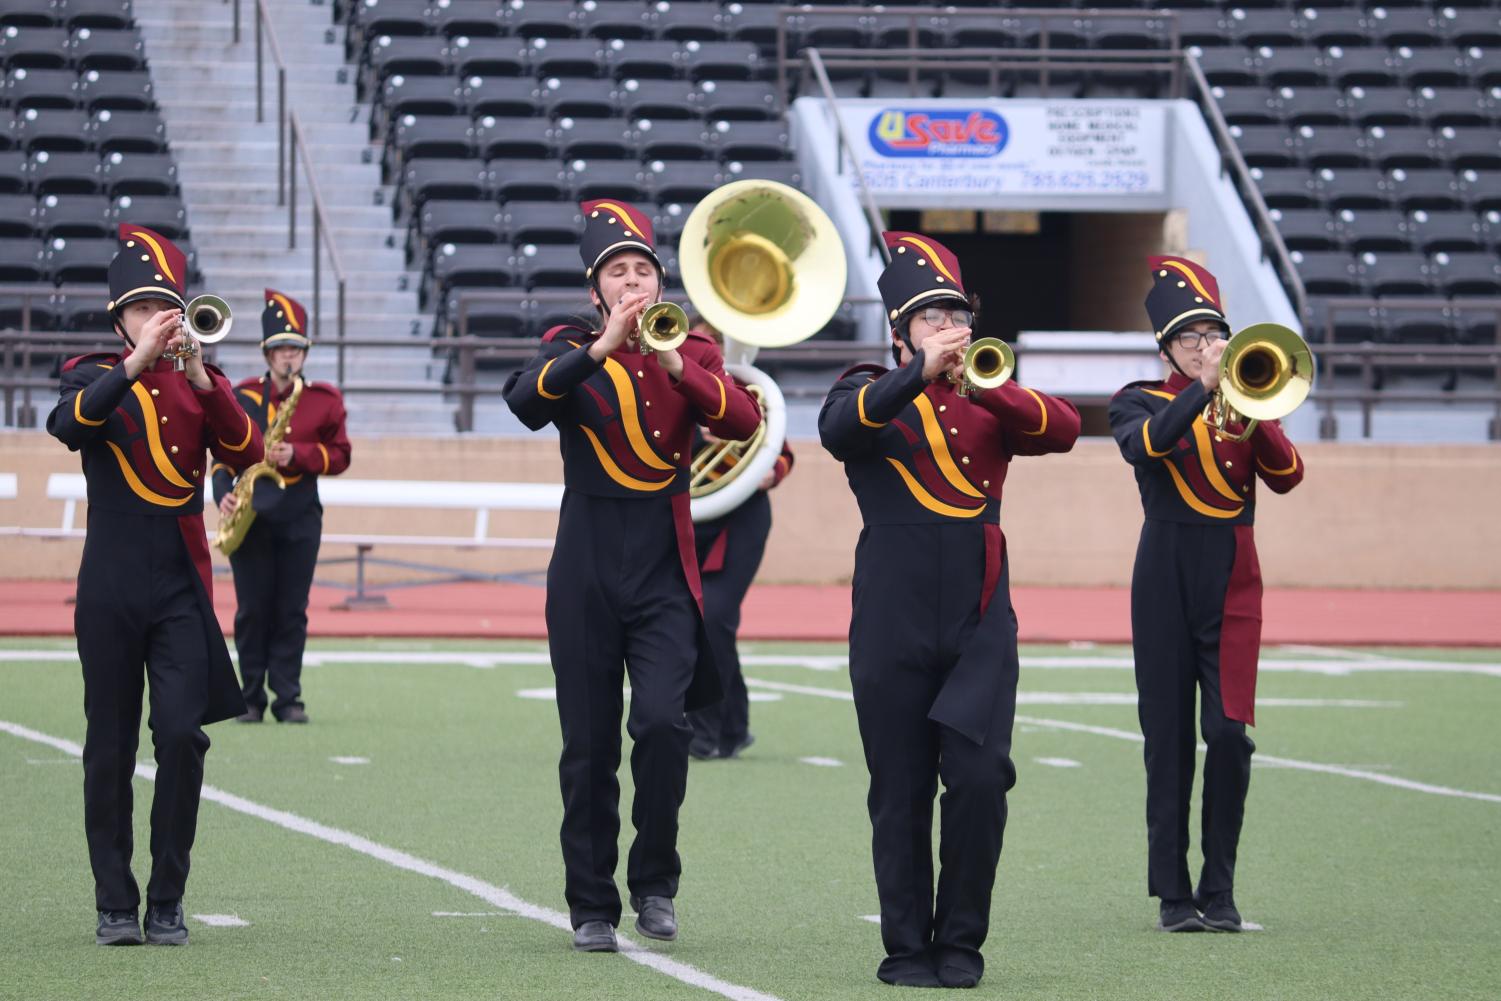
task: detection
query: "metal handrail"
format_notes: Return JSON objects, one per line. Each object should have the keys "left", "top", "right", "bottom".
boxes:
{"left": 4, "top": 330, "right": 1499, "bottom": 439}
{"left": 231, "top": 0, "right": 350, "bottom": 387}
{"left": 802, "top": 48, "right": 894, "bottom": 266}
{"left": 1179, "top": 51, "right": 1310, "bottom": 332}
{"left": 286, "top": 111, "right": 351, "bottom": 386}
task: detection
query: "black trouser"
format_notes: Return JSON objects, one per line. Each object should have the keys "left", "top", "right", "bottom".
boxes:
{"left": 688, "top": 491, "right": 770, "bottom": 754}
{"left": 229, "top": 506, "right": 321, "bottom": 717}
{"left": 546, "top": 491, "right": 700, "bottom": 928}
{"left": 76, "top": 511, "right": 214, "bottom": 912}
{"left": 1131, "top": 519, "right": 1256, "bottom": 902}
{"left": 849, "top": 524, "right": 1019, "bottom": 981}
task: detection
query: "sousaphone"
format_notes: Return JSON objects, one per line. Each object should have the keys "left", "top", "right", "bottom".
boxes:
{"left": 680, "top": 180, "right": 847, "bottom": 522}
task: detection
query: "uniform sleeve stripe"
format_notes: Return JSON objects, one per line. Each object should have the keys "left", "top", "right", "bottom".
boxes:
{"left": 1142, "top": 418, "right": 1171, "bottom": 457}
{"left": 537, "top": 358, "right": 564, "bottom": 400}
{"left": 1257, "top": 449, "right": 1298, "bottom": 476}
{"left": 1020, "top": 387, "right": 1048, "bottom": 436}
{"left": 73, "top": 387, "right": 106, "bottom": 427}
{"left": 317, "top": 443, "right": 330, "bottom": 474}
{"left": 857, "top": 383, "right": 886, "bottom": 428}
{"left": 219, "top": 413, "right": 254, "bottom": 452}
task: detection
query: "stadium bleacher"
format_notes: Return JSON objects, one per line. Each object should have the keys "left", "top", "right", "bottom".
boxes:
{"left": 0, "top": 0, "right": 195, "bottom": 336}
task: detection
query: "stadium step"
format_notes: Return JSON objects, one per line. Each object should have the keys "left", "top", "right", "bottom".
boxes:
{"left": 135, "top": 0, "right": 444, "bottom": 396}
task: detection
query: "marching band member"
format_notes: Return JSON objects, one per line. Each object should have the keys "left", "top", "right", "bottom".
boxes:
{"left": 212, "top": 290, "right": 352, "bottom": 725}
{"left": 686, "top": 323, "right": 795, "bottom": 762}
{"left": 46, "top": 224, "right": 264, "bottom": 946}
{"left": 819, "top": 232, "right": 1079, "bottom": 988}
{"left": 1108, "top": 257, "right": 1305, "bottom": 933}
{"left": 503, "top": 199, "right": 761, "bottom": 953}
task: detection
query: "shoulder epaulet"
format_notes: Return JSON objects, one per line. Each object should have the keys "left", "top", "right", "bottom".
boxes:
{"left": 204, "top": 362, "right": 231, "bottom": 381}
{"left": 300, "top": 380, "right": 342, "bottom": 397}
{"left": 839, "top": 362, "right": 889, "bottom": 382}
{"left": 684, "top": 329, "right": 717, "bottom": 346}
{"left": 61, "top": 352, "right": 121, "bottom": 372}
{"left": 542, "top": 324, "right": 592, "bottom": 343}
{"left": 233, "top": 375, "right": 263, "bottom": 390}
{"left": 1112, "top": 378, "right": 1164, "bottom": 401}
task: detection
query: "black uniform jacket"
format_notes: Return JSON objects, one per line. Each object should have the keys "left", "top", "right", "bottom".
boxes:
{"left": 47, "top": 351, "right": 265, "bottom": 722}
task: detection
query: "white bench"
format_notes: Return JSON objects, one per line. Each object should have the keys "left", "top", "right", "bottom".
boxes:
{"left": 4, "top": 474, "right": 565, "bottom": 608}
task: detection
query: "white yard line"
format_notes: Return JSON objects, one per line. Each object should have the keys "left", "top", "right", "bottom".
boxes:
{"left": 740, "top": 679, "right": 1501, "bottom": 806}
{"left": 0, "top": 719, "right": 784, "bottom": 1001}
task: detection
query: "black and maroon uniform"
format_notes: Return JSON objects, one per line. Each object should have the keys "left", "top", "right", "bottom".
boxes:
{"left": 1109, "top": 256, "right": 1305, "bottom": 906}
{"left": 211, "top": 289, "right": 351, "bottom": 720}
{"left": 688, "top": 435, "right": 794, "bottom": 757}
{"left": 502, "top": 198, "right": 761, "bottom": 930}
{"left": 46, "top": 224, "right": 264, "bottom": 914}
{"left": 821, "top": 231, "right": 1080, "bottom": 986}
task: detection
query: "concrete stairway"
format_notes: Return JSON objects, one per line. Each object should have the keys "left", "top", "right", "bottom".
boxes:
{"left": 134, "top": 0, "right": 462, "bottom": 432}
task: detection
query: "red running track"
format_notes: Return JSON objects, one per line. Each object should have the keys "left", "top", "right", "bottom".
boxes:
{"left": 0, "top": 579, "right": 1497, "bottom": 647}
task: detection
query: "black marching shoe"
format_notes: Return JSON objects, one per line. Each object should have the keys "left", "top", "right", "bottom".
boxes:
{"left": 1196, "top": 891, "right": 1243, "bottom": 932}
{"left": 144, "top": 902, "right": 188, "bottom": 945}
{"left": 236, "top": 706, "right": 264, "bottom": 723}
{"left": 688, "top": 736, "right": 720, "bottom": 761}
{"left": 572, "top": 920, "right": 618, "bottom": 953}
{"left": 1158, "top": 898, "right": 1206, "bottom": 932}
{"left": 722, "top": 732, "right": 756, "bottom": 759}
{"left": 876, "top": 955, "right": 941, "bottom": 988}
{"left": 630, "top": 895, "right": 677, "bottom": 941}
{"left": 276, "top": 706, "right": 310, "bottom": 724}
{"left": 95, "top": 910, "right": 142, "bottom": 946}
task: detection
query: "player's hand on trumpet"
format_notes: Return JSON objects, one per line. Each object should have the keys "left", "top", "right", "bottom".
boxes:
{"left": 122, "top": 308, "right": 181, "bottom": 379}
{"left": 919, "top": 326, "right": 970, "bottom": 383}
{"left": 1199, "top": 336, "right": 1227, "bottom": 392}
{"left": 590, "top": 291, "right": 651, "bottom": 359}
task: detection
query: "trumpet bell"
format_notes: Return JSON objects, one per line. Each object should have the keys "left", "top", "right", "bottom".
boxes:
{"left": 679, "top": 179, "right": 847, "bottom": 349}
{"left": 962, "top": 337, "right": 1014, "bottom": 394}
{"left": 639, "top": 300, "right": 689, "bottom": 353}
{"left": 1220, "top": 322, "right": 1313, "bottom": 422}
{"left": 184, "top": 294, "right": 232, "bottom": 343}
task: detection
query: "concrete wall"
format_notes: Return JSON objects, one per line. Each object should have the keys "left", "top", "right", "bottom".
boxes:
{"left": 4, "top": 431, "right": 1498, "bottom": 589}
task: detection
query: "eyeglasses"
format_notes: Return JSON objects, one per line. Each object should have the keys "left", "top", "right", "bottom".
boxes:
{"left": 1174, "top": 328, "right": 1228, "bottom": 349}
{"left": 918, "top": 307, "right": 973, "bottom": 329}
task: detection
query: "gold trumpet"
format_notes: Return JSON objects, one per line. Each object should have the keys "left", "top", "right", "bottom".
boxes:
{"left": 167, "top": 294, "right": 232, "bottom": 371}
{"left": 956, "top": 337, "right": 1014, "bottom": 397}
{"left": 637, "top": 300, "right": 689, "bottom": 354}
{"left": 1203, "top": 323, "right": 1314, "bottom": 442}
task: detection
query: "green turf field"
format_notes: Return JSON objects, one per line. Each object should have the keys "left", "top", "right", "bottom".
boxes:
{"left": 3, "top": 637, "right": 1498, "bottom": 1001}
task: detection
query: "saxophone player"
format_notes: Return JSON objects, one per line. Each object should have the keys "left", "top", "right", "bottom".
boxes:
{"left": 212, "top": 289, "right": 351, "bottom": 724}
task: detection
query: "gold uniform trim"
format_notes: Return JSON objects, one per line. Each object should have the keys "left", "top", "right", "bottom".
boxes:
{"left": 126, "top": 229, "right": 178, "bottom": 286}
{"left": 1141, "top": 387, "right": 1176, "bottom": 400}
{"left": 1192, "top": 419, "right": 1243, "bottom": 503}
{"left": 1159, "top": 259, "right": 1214, "bottom": 305}
{"left": 73, "top": 386, "right": 106, "bottom": 427}
{"left": 1257, "top": 449, "right": 1299, "bottom": 476}
{"left": 1163, "top": 459, "right": 1242, "bottom": 519}
{"left": 885, "top": 457, "right": 985, "bottom": 519}
{"left": 219, "top": 413, "right": 255, "bottom": 452}
{"left": 857, "top": 383, "right": 885, "bottom": 428}
{"left": 536, "top": 358, "right": 564, "bottom": 400}
{"left": 317, "top": 443, "right": 330, "bottom": 474}
{"left": 896, "top": 236, "right": 959, "bottom": 284}
{"left": 580, "top": 425, "right": 674, "bottom": 492}
{"left": 706, "top": 374, "right": 727, "bottom": 422}
{"left": 1019, "top": 386, "right": 1048, "bottom": 436}
{"left": 105, "top": 441, "right": 193, "bottom": 507}
{"left": 1141, "top": 419, "right": 1172, "bottom": 458}
{"left": 601, "top": 357, "right": 674, "bottom": 472}
{"left": 913, "top": 394, "right": 982, "bottom": 499}
{"left": 131, "top": 383, "right": 193, "bottom": 490}
{"left": 270, "top": 293, "right": 302, "bottom": 332}
{"left": 109, "top": 285, "right": 185, "bottom": 310}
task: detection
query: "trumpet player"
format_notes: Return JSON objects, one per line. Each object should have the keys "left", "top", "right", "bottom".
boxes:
{"left": 1108, "top": 257, "right": 1305, "bottom": 934}
{"left": 211, "top": 290, "right": 351, "bottom": 725}
{"left": 46, "top": 224, "right": 264, "bottom": 946}
{"left": 503, "top": 199, "right": 761, "bottom": 952}
{"left": 819, "top": 232, "right": 1079, "bottom": 989}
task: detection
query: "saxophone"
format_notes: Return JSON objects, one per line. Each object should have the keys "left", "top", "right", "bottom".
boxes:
{"left": 214, "top": 376, "right": 304, "bottom": 556}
